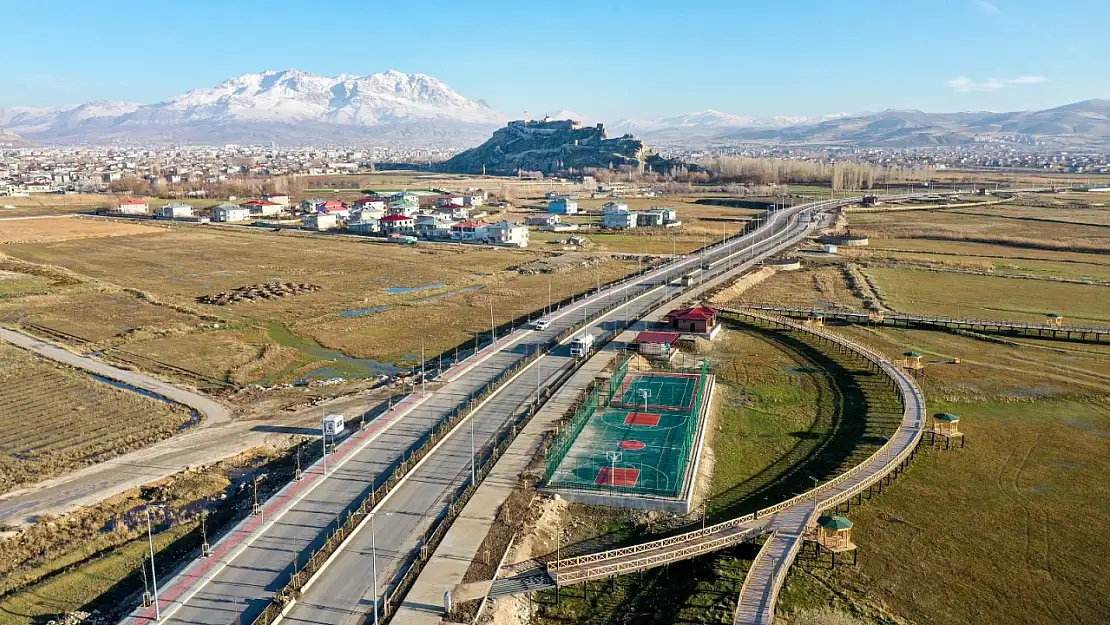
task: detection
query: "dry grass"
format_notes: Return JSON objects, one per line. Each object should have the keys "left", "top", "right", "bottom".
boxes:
{"left": 0, "top": 343, "right": 193, "bottom": 495}
{"left": 730, "top": 266, "right": 867, "bottom": 311}
{"left": 865, "top": 266, "right": 1110, "bottom": 327}
{"left": 0, "top": 217, "right": 164, "bottom": 244}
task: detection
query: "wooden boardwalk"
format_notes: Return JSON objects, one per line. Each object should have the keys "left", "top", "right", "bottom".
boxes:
{"left": 740, "top": 304, "right": 1110, "bottom": 343}
{"left": 493, "top": 308, "right": 927, "bottom": 625}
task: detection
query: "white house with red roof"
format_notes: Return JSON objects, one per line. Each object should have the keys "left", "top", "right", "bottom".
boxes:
{"left": 115, "top": 198, "right": 149, "bottom": 215}
{"left": 450, "top": 220, "right": 487, "bottom": 242}
{"left": 353, "top": 196, "right": 386, "bottom": 212}
{"left": 316, "top": 199, "right": 350, "bottom": 219}
{"left": 379, "top": 214, "right": 415, "bottom": 234}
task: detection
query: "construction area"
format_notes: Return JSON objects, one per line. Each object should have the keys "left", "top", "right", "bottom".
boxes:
{"left": 544, "top": 354, "right": 714, "bottom": 513}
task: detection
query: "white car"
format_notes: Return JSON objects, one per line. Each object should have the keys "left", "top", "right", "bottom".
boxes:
{"left": 533, "top": 319, "right": 551, "bottom": 330}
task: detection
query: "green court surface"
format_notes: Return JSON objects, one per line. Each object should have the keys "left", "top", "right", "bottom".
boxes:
{"left": 612, "top": 372, "right": 699, "bottom": 414}
{"left": 546, "top": 370, "right": 708, "bottom": 498}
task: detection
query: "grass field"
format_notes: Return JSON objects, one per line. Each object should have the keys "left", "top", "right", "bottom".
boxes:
{"left": 774, "top": 323, "right": 1110, "bottom": 625}
{"left": 0, "top": 342, "right": 193, "bottom": 495}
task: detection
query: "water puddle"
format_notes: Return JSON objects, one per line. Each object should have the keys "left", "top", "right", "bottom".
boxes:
{"left": 340, "top": 305, "right": 390, "bottom": 318}
{"left": 385, "top": 282, "right": 446, "bottom": 295}
{"left": 411, "top": 285, "right": 483, "bottom": 303}
{"left": 266, "top": 324, "right": 401, "bottom": 384}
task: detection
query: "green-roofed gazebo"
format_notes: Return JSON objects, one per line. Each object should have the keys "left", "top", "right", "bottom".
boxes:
{"left": 930, "top": 412, "right": 965, "bottom": 449}
{"left": 806, "top": 312, "right": 825, "bottom": 327}
{"left": 812, "top": 514, "right": 857, "bottom": 565}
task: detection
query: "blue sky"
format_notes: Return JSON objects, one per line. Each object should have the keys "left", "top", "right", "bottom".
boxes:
{"left": 3, "top": 0, "right": 1107, "bottom": 119}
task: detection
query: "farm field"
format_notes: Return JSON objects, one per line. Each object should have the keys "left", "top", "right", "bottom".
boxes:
{"left": 0, "top": 342, "right": 193, "bottom": 495}
{"left": 0, "top": 217, "right": 164, "bottom": 244}
{"left": 850, "top": 203, "right": 1110, "bottom": 253}
{"left": 0, "top": 222, "right": 642, "bottom": 382}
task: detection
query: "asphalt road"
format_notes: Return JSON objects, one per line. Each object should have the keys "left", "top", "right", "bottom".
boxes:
{"left": 125, "top": 198, "right": 840, "bottom": 625}
{"left": 275, "top": 204, "right": 830, "bottom": 625}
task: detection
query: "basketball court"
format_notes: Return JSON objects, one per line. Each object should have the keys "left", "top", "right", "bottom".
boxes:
{"left": 545, "top": 367, "right": 712, "bottom": 502}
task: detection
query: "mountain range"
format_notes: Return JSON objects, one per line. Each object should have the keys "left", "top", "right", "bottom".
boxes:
{"left": 3, "top": 69, "right": 1110, "bottom": 147}
{"left": 0, "top": 70, "right": 505, "bottom": 145}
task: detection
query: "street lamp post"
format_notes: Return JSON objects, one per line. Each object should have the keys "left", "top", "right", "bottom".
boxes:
{"left": 146, "top": 508, "right": 161, "bottom": 620}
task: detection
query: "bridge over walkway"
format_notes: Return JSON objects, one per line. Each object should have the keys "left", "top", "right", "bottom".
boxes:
{"left": 492, "top": 309, "right": 927, "bottom": 625}
{"left": 740, "top": 305, "right": 1110, "bottom": 343}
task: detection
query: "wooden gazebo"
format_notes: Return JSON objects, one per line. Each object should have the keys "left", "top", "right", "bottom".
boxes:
{"left": 929, "top": 412, "right": 965, "bottom": 449}
{"left": 811, "top": 514, "right": 858, "bottom": 567}
{"left": 805, "top": 312, "right": 825, "bottom": 327}
{"left": 1047, "top": 313, "right": 1064, "bottom": 327}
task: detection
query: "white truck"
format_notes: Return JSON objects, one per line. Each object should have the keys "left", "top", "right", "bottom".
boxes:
{"left": 569, "top": 332, "right": 595, "bottom": 357}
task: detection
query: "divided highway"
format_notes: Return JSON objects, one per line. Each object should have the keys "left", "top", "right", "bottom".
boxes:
{"left": 125, "top": 195, "right": 874, "bottom": 625}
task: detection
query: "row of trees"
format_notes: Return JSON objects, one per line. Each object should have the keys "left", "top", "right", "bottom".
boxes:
{"left": 107, "top": 175, "right": 307, "bottom": 200}
{"left": 702, "top": 156, "right": 938, "bottom": 190}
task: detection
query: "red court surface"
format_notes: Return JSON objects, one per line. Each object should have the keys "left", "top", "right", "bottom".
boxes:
{"left": 624, "top": 412, "right": 661, "bottom": 427}
{"left": 595, "top": 466, "right": 641, "bottom": 487}
{"left": 618, "top": 440, "right": 647, "bottom": 451}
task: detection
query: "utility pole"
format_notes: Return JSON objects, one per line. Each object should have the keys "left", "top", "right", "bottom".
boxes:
{"left": 470, "top": 416, "right": 476, "bottom": 485}
{"left": 371, "top": 513, "right": 380, "bottom": 625}
{"left": 321, "top": 412, "right": 328, "bottom": 475}
{"left": 420, "top": 335, "right": 426, "bottom": 397}
{"left": 146, "top": 508, "right": 161, "bottom": 620}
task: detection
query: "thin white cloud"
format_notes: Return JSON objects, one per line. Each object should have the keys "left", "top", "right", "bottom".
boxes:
{"left": 947, "top": 75, "right": 1047, "bottom": 92}
{"left": 973, "top": 0, "right": 1001, "bottom": 15}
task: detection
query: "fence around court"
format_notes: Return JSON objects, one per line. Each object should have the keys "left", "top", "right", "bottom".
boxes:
{"left": 544, "top": 357, "right": 712, "bottom": 498}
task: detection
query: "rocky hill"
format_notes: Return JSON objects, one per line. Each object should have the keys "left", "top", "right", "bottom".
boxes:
{"left": 438, "top": 119, "right": 646, "bottom": 175}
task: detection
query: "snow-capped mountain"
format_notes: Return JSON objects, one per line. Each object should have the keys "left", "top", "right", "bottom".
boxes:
{"left": 0, "top": 70, "right": 506, "bottom": 144}
{"left": 611, "top": 110, "right": 851, "bottom": 143}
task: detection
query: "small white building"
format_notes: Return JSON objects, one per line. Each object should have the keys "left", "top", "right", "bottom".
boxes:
{"left": 526, "top": 213, "right": 561, "bottom": 227}
{"left": 416, "top": 214, "right": 457, "bottom": 239}
{"left": 348, "top": 218, "right": 381, "bottom": 235}
{"left": 212, "top": 203, "right": 251, "bottom": 222}
{"left": 303, "top": 213, "right": 339, "bottom": 231}
{"left": 486, "top": 220, "right": 529, "bottom": 247}
{"left": 155, "top": 202, "right": 193, "bottom": 219}
{"left": 241, "top": 199, "right": 283, "bottom": 217}
{"left": 602, "top": 203, "right": 636, "bottom": 229}
{"left": 116, "top": 199, "right": 149, "bottom": 215}
{"left": 379, "top": 214, "right": 416, "bottom": 234}
{"left": 464, "top": 192, "right": 486, "bottom": 207}
{"left": 264, "top": 193, "right": 290, "bottom": 207}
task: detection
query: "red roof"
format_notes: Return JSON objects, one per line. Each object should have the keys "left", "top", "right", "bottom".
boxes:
{"left": 118, "top": 198, "right": 145, "bottom": 205}
{"left": 665, "top": 306, "right": 718, "bottom": 321}
{"left": 320, "top": 200, "right": 347, "bottom": 209}
{"left": 354, "top": 197, "right": 385, "bottom": 205}
{"left": 635, "top": 331, "right": 681, "bottom": 345}
{"left": 380, "top": 214, "right": 413, "bottom": 222}
{"left": 241, "top": 200, "right": 278, "bottom": 207}
{"left": 452, "top": 220, "right": 486, "bottom": 229}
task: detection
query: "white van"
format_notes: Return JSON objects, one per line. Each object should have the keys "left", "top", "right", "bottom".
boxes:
{"left": 533, "top": 319, "right": 551, "bottom": 331}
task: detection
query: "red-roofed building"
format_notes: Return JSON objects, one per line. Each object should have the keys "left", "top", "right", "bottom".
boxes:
{"left": 115, "top": 198, "right": 149, "bottom": 215}
{"left": 316, "top": 199, "right": 350, "bottom": 217}
{"left": 664, "top": 306, "right": 719, "bottom": 334}
{"left": 634, "top": 331, "right": 681, "bottom": 357}
{"left": 353, "top": 196, "right": 386, "bottom": 210}
{"left": 379, "top": 213, "right": 415, "bottom": 234}
{"left": 450, "top": 220, "right": 487, "bottom": 242}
